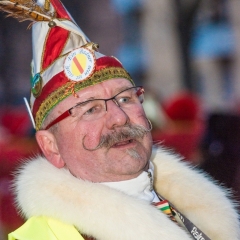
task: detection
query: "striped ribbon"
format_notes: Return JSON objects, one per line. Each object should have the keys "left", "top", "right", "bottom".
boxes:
{"left": 153, "top": 200, "right": 172, "bottom": 215}
{"left": 153, "top": 200, "right": 177, "bottom": 223}
{"left": 153, "top": 197, "right": 211, "bottom": 240}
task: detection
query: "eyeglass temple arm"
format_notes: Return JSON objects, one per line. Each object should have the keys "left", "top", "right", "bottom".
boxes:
{"left": 137, "top": 87, "right": 144, "bottom": 102}
{"left": 137, "top": 86, "right": 144, "bottom": 94}
{"left": 44, "top": 110, "right": 71, "bottom": 130}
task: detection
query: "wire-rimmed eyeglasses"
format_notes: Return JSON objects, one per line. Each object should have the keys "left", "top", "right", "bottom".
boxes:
{"left": 43, "top": 86, "right": 145, "bottom": 130}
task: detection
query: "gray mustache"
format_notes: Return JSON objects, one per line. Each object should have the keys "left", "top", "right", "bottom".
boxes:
{"left": 82, "top": 124, "right": 150, "bottom": 151}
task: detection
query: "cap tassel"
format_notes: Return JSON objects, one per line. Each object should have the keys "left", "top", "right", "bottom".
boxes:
{"left": 64, "top": 82, "right": 79, "bottom": 98}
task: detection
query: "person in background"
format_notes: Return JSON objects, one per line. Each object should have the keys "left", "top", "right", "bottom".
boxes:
{"left": 0, "top": 0, "right": 239, "bottom": 239}
{"left": 153, "top": 91, "right": 205, "bottom": 165}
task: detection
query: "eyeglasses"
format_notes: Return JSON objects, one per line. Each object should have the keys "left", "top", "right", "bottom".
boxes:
{"left": 44, "top": 86, "right": 145, "bottom": 130}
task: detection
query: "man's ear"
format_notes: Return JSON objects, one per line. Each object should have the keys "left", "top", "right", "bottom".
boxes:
{"left": 35, "top": 130, "right": 65, "bottom": 168}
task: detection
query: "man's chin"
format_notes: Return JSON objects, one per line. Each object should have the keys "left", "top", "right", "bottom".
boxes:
{"left": 125, "top": 148, "right": 149, "bottom": 172}
{"left": 126, "top": 148, "right": 142, "bottom": 160}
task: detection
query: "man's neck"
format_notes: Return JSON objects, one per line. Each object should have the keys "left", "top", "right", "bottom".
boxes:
{"left": 101, "top": 162, "right": 159, "bottom": 203}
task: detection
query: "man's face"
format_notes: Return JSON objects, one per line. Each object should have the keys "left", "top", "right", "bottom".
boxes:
{"left": 44, "top": 78, "right": 152, "bottom": 182}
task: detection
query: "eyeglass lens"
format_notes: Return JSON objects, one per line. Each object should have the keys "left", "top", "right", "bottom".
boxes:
{"left": 70, "top": 87, "right": 144, "bottom": 121}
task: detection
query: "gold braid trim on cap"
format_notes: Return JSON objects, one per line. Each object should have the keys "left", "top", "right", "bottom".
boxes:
{"left": 35, "top": 67, "right": 134, "bottom": 130}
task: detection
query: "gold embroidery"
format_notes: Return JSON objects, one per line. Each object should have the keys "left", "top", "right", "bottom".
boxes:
{"left": 64, "top": 81, "right": 78, "bottom": 98}
{"left": 35, "top": 67, "right": 134, "bottom": 130}
{"left": 44, "top": 0, "right": 50, "bottom": 11}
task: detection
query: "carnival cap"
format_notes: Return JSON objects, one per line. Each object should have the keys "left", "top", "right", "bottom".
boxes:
{"left": 0, "top": 0, "right": 134, "bottom": 130}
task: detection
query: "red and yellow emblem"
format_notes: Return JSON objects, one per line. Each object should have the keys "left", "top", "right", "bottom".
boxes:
{"left": 64, "top": 47, "right": 95, "bottom": 82}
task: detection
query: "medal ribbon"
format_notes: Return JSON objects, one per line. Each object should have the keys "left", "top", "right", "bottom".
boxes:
{"left": 154, "top": 197, "right": 211, "bottom": 240}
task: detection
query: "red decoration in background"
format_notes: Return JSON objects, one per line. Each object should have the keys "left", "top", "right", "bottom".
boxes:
{"left": 162, "top": 92, "right": 200, "bottom": 121}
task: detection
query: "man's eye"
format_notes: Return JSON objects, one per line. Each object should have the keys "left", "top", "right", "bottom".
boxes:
{"left": 118, "top": 96, "right": 131, "bottom": 104}
{"left": 83, "top": 105, "right": 101, "bottom": 115}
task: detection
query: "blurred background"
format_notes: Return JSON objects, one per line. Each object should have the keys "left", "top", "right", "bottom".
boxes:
{"left": 1, "top": 0, "right": 240, "bottom": 238}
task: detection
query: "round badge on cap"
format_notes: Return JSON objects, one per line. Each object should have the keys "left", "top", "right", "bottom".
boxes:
{"left": 64, "top": 47, "right": 96, "bottom": 82}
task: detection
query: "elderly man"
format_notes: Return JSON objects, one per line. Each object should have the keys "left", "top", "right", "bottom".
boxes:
{"left": 1, "top": 0, "right": 239, "bottom": 239}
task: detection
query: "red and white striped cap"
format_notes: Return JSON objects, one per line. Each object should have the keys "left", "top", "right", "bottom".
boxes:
{"left": 30, "top": 0, "right": 134, "bottom": 130}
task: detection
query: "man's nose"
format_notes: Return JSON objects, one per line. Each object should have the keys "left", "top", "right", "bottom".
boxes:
{"left": 105, "top": 100, "right": 129, "bottom": 129}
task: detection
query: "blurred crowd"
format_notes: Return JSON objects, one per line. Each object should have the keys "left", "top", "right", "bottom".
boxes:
{"left": 0, "top": 106, "right": 40, "bottom": 239}
{"left": 1, "top": 0, "right": 240, "bottom": 238}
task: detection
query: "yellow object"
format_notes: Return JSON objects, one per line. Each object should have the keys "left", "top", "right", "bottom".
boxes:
{"left": 8, "top": 216, "right": 84, "bottom": 240}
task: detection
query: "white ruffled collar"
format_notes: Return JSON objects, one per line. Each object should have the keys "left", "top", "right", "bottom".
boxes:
{"left": 101, "top": 162, "right": 160, "bottom": 202}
